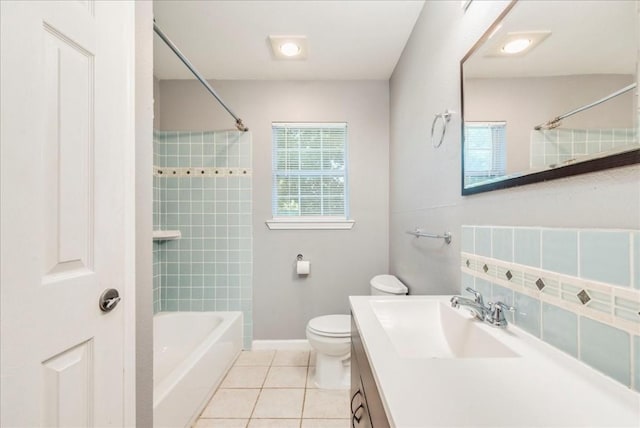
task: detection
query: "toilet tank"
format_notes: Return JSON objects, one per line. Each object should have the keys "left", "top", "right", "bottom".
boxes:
{"left": 370, "top": 274, "right": 408, "bottom": 295}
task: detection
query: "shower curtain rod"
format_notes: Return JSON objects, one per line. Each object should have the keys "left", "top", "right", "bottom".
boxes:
{"left": 153, "top": 22, "right": 249, "bottom": 132}
{"left": 534, "top": 82, "right": 637, "bottom": 131}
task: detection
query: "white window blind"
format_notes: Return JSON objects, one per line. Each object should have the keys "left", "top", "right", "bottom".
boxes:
{"left": 464, "top": 121, "right": 507, "bottom": 186}
{"left": 272, "top": 123, "right": 348, "bottom": 219}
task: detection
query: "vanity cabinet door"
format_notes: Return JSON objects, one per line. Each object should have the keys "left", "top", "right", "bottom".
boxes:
{"left": 351, "top": 344, "right": 372, "bottom": 428}
{"left": 351, "top": 315, "right": 390, "bottom": 428}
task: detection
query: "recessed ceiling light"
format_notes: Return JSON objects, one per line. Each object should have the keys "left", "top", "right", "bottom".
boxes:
{"left": 486, "top": 31, "right": 551, "bottom": 57}
{"left": 269, "top": 35, "right": 308, "bottom": 60}
{"left": 280, "top": 42, "right": 301, "bottom": 57}
{"left": 502, "top": 38, "right": 531, "bottom": 54}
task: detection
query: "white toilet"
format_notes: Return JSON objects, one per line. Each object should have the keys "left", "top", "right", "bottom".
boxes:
{"left": 305, "top": 274, "right": 408, "bottom": 389}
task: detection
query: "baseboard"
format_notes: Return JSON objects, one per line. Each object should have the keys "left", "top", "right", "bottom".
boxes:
{"left": 251, "top": 339, "right": 312, "bottom": 351}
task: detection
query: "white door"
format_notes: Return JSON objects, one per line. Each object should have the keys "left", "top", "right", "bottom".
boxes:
{"left": 1, "top": 1, "right": 135, "bottom": 426}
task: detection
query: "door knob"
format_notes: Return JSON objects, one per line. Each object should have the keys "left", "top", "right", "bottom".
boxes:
{"left": 99, "top": 288, "right": 121, "bottom": 312}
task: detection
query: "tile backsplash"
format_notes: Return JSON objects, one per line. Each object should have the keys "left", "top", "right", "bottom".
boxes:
{"left": 461, "top": 225, "right": 640, "bottom": 391}
{"left": 154, "top": 130, "right": 253, "bottom": 348}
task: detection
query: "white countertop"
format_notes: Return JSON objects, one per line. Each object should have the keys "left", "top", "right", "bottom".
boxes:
{"left": 350, "top": 295, "right": 640, "bottom": 428}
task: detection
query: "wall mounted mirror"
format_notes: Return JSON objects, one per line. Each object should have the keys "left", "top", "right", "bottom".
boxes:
{"left": 461, "top": 0, "right": 639, "bottom": 195}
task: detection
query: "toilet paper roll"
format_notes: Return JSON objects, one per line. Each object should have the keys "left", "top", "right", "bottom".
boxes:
{"left": 296, "top": 260, "right": 310, "bottom": 275}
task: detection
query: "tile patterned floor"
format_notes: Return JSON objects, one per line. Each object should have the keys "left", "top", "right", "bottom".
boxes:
{"left": 194, "top": 350, "right": 350, "bottom": 428}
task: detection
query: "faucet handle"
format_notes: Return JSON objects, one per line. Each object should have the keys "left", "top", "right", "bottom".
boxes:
{"left": 465, "top": 287, "right": 484, "bottom": 305}
{"left": 488, "top": 301, "right": 515, "bottom": 327}
{"left": 492, "top": 301, "right": 515, "bottom": 312}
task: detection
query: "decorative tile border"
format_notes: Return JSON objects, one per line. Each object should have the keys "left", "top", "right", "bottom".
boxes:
{"left": 154, "top": 166, "right": 253, "bottom": 178}
{"left": 461, "top": 252, "right": 640, "bottom": 336}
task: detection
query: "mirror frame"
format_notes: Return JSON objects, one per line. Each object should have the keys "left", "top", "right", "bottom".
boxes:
{"left": 460, "top": 0, "right": 640, "bottom": 196}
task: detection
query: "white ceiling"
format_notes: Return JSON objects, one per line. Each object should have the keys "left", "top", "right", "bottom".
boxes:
{"left": 465, "top": 0, "right": 637, "bottom": 78}
{"left": 153, "top": 0, "right": 425, "bottom": 81}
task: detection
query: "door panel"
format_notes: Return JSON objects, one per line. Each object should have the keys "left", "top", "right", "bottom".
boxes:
{"left": 43, "top": 19, "right": 95, "bottom": 280}
{"left": 1, "top": 1, "right": 135, "bottom": 426}
{"left": 42, "top": 340, "right": 94, "bottom": 427}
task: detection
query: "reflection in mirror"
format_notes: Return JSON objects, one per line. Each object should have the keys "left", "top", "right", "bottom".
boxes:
{"left": 461, "top": 0, "right": 639, "bottom": 194}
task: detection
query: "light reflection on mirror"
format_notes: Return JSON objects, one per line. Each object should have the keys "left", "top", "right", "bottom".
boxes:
{"left": 461, "top": 0, "right": 638, "bottom": 192}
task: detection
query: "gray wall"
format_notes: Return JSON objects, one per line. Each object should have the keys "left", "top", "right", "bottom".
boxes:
{"left": 389, "top": 0, "right": 640, "bottom": 295}
{"left": 465, "top": 74, "right": 636, "bottom": 173}
{"left": 153, "top": 76, "right": 161, "bottom": 129}
{"left": 157, "top": 80, "right": 390, "bottom": 340}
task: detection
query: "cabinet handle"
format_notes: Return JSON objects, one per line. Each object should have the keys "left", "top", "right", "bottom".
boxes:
{"left": 350, "top": 389, "right": 362, "bottom": 414}
{"left": 352, "top": 403, "right": 364, "bottom": 426}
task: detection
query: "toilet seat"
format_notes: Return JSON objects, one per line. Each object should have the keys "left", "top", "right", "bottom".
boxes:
{"left": 307, "top": 315, "right": 350, "bottom": 338}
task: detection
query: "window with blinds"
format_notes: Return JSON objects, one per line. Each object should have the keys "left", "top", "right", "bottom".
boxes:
{"left": 272, "top": 123, "right": 348, "bottom": 219}
{"left": 464, "top": 121, "right": 507, "bottom": 186}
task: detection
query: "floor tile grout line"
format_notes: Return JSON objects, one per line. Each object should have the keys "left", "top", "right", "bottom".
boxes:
{"left": 247, "top": 384, "right": 262, "bottom": 421}
{"left": 300, "top": 363, "right": 310, "bottom": 422}
{"left": 302, "top": 359, "right": 310, "bottom": 427}
{"left": 247, "top": 356, "right": 272, "bottom": 421}
{"left": 260, "top": 359, "right": 272, "bottom": 389}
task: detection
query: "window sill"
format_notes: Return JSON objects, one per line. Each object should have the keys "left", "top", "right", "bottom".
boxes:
{"left": 265, "top": 218, "right": 355, "bottom": 230}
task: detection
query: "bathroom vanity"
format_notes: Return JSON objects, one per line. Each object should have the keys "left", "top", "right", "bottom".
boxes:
{"left": 350, "top": 295, "right": 640, "bottom": 427}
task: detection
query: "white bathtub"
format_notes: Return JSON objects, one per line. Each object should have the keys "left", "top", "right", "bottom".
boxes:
{"left": 153, "top": 311, "right": 243, "bottom": 428}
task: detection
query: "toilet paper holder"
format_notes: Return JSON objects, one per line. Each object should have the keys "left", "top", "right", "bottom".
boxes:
{"left": 296, "top": 254, "right": 310, "bottom": 275}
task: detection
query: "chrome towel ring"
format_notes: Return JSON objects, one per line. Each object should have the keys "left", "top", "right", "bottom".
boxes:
{"left": 431, "top": 110, "right": 452, "bottom": 148}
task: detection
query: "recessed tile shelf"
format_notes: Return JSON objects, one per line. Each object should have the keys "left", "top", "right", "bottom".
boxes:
{"left": 152, "top": 230, "right": 182, "bottom": 241}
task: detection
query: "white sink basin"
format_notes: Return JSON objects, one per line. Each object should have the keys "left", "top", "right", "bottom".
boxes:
{"left": 369, "top": 299, "right": 519, "bottom": 359}
{"left": 351, "top": 296, "right": 640, "bottom": 427}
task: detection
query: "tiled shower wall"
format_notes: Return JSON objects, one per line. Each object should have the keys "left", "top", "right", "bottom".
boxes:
{"left": 529, "top": 128, "right": 638, "bottom": 168}
{"left": 153, "top": 130, "right": 253, "bottom": 348}
{"left": 461, "top": 226, "right": 640, "bottom": 391}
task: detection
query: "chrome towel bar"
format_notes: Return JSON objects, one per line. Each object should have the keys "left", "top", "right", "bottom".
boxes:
{"left": 406, "top": 228, "right": 452, "bottom": 244}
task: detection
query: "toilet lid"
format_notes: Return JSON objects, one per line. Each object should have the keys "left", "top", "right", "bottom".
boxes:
{"left": 308, "top": 315, "right": 351, "bottom": 337}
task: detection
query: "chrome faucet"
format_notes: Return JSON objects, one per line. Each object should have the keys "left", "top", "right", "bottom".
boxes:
{"left": 450, "top": 287, "right": 514, "bottom": 328}
{"left": 450, "top": 288, "right": 486, "bottom": 320}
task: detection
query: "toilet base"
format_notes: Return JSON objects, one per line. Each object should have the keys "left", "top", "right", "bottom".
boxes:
{"left": 313, "top": 353, "right": 350, "bottom": 389}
